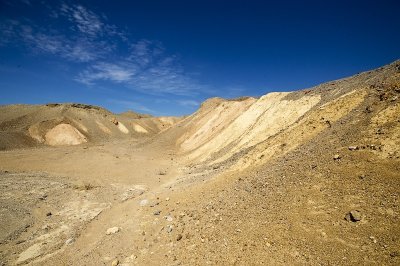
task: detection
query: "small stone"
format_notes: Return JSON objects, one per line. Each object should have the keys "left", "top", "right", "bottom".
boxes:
{"left": 348, "top": 146, "right": 359, "bottom": 151}
{"left": 369, "top": 236, "right": 377, "bottom": 243}
{"left": 345, "top": 210, "right": 362, "bottom": 222}
{"left": 139, "top": 199, "right": 148, "bottom": 207}
{"left": 39, "top": 195, "right": 47, "bottom": 200}
{"left": 390, "top": 251, "right": 400, "bottom": 257}
{"left": 165, "top": 215, "right": 173, "bottom": 222}
{"left": 65, "top": 238, "right": 74, "bottom": 245}
{"left": 111, "top": 259, "right": 119, "bottom": 266}
{"left": 46, "top": 212, "right": 52, "bottom": 217}
{"left": 111, "top": 117, "right": 119, "bottom": 125}
{"left": 176, "top": 234, "right": 183, "bottom": 241}
{"left": 165, "top": 197, "right": 170, "bottom": 201}
{"left": 166, "top": 225, "right": 173, "bottom": 233}
{"left": 333, "top": 154, "right": 341, "bottom": 160}
{"left": 42, "top": 224, "right": 50, "bottom": 230}
{"left": 106, "top": 227, "right": 120, "bottom": 235}
{"left": 149, "top": 202, "right": 159, "bottom": 207}
{"left": 154, "top": 210, "right": 161, "bottom": 215}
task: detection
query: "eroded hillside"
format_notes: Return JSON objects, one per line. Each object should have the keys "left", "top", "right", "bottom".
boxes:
{"left": 0, "top": 103, "right": 181, "bottom": 150}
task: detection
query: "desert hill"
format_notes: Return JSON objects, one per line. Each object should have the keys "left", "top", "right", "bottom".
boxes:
{"left": 0, "top": 60, "right": 399, "bottom": 265}
{"left": 0, "top": 103, "right": 181, "bottom": 150}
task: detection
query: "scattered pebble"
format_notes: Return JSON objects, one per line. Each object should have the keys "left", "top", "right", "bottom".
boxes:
{"left": 65, "top": 238, "right": 74, "bottom": 245}
{"left": 165, "top": 215, "right": 173, "bottom": 222}
{"left": 111, "top": 259, "right": 119, "bottom": 266}
{"left": 38, "top": 195, "right": 47, "bottom": 200}
{"left": 333, "top": 154, "right": 341, "bottom": 160}
{"left": 166, "top": 225, "right": 173, "bottom": 233}
{"left": 176, "top": 234, "right": 183, "bottom": 241}
{"left": 139, "top": 199, "right": 149, "bottom": 207}
{"left": 154, "top": 210, "right": 161, "bottom": 215}
{"left": 345, "top": 210, "right": 362, "bottom": 222}
{"left": 46, "top": 212, "right": 52, "bottom": 217}
{"left": 106, "top": 227, "right": 120, "bottom": 235}
{"left": 348, "top": 146, "right": 359, "bottom": 151}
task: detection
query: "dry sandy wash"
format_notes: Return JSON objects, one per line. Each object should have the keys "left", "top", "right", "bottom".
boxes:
{"left": 1, "top": 60, "right": 400, "bottom": 265}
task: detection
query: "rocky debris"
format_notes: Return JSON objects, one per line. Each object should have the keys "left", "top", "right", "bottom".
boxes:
{"left": 165, "top": 215, "right": 173, "bottom": 222}
{"left": 154, "top": 210, "right": 161, "bottom": 215}
{"left": 176, "top": 234, "right": 183, "bottom": 241}
{"left": 166, "top": 225, "right": 173, "bottom": 233}
{"left": 390, "top": 251, "right": 400, "bottom": 258}
{"left": 106, "top": 227, "right": 120, "bottom": 235}
{"left": 345, "top": 210, "right": 362, "bottom": 222}
{"left": 46, "top": 212, "right": 52, "bottom": 217}
{"left": 65, "top": 238, "right": 74, "bottom": 245}
{"left": 111, "top": 117, "right": 119, "bottom": 125}
{"left": 121, "top": 187, "right": 146, "bottom": 202}
{"left": 348, "top": 146, "right": 359, "bottom": 151}
{"left": 139, "top": 199, "right": 149, "bottom": 207}
{"left": 149, "top": 202, "right": 160, "bottom": 207}
{"left": 333, "top": 154, "right": 341, "bottom": 160}
{"left": 111, "top": 259, "right": 119, "bottom": 266}
{"left": 38, "top": 194, "right": 47, "bottom": 200}
{"left": 158, "top": 169, "right": 167, "bottom": 175}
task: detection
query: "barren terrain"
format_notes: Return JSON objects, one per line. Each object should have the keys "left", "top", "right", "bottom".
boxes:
{"left": 1, "top": 60, "right": 399, "bottom": 265}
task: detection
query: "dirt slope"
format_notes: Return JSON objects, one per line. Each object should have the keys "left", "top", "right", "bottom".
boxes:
{"left": 131, "top": 60, "right": 400, "bottom": 265}
{"left": 0, "top": 60, "right": 399, "bottom": 265}
{"left": 0, "top": 103, "right": 181, "bottom": 150}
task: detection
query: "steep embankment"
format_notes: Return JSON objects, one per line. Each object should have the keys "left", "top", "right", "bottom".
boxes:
{"left": 172, "top": 60, "right": 400, "bottom": 171}
{"left": 0, "top": 103, "right": 181, "bottom": 150}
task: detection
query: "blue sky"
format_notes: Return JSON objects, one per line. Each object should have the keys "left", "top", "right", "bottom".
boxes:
{"left": 0, "top": 0, "right": 399, "bottom": 116}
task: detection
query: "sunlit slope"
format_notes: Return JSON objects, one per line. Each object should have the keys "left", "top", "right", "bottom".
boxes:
{"left": 173, "top": 60, "right": 400, "bottom": 171}
{"left": 0, "top": 103, "right": 181, "bottom": 149}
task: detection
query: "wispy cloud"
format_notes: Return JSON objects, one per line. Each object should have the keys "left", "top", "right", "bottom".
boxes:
{"left": 0, "top": 1, "right": 208, "bottom": 97}
{"left": 177, "top": 99, "right": 200, "bottom": 107}
{"left": 76, "top": 62, "right": 136, "bottom": 85}
{"left": 108, "top": 99, "right": 155, "bottom": 114}
{"left": 0, "top": 3, "right": 123, "bottom": 62}
{"left": 60, "top": 4, "right": 104, "bottom": 37}
{"left": 78, "top": 39, "right": 206, "bottom": 95}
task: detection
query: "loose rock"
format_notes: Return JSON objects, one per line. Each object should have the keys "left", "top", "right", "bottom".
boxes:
{"left": 166, "top": 225, "right": 173, "bottom": 233}
{"left": 345, "top": 210, "right": 362, "bottom": 222}
{"left": 106, "top": 227, "right": 120, "bottom": 235}
{"left": 139, "top": 199, "right": 149, "bottom": 207}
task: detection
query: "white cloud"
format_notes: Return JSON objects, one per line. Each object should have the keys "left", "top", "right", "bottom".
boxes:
{"left": 60, "top": 4, "right": 103, "bottom": 37}
{"left": 0, "top": 3, "right": 208, "bottom": 97}
{"left": 76, "top": 62, "right": 136, "bottom": 85}
{"left": 108, "top": 99, "right": 154, "bottom": 114}
{"left": 77, "top": 39, "right": 206, "bottom": 95}
{"left": 177, "top": 100, "right": 200, "bottom": 107}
